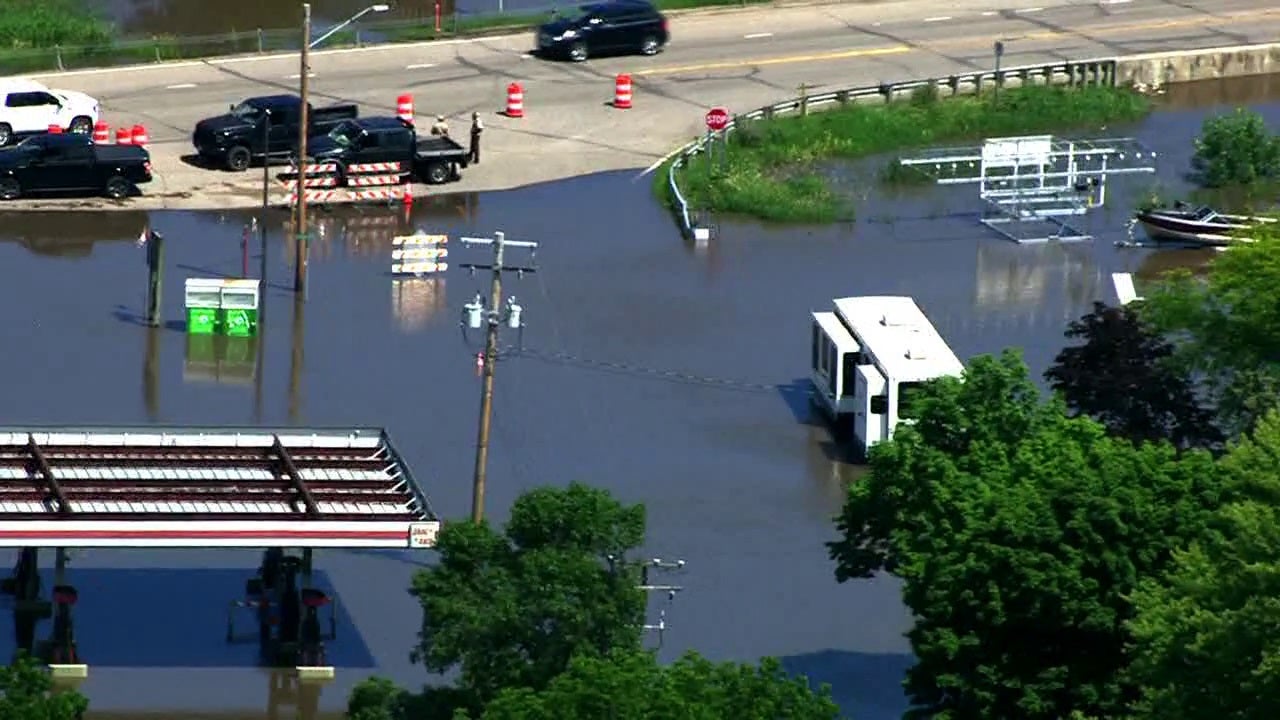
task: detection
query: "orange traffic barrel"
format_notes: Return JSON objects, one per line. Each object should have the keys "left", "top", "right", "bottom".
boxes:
{"left": 92, "top": 121, "right": 110, "bottom": 143}
{"left": 614, "top": 74, "right": 632, "bottom": 109}
{"left": 505, "top": 83, "right": 524, "bottom": 118}
{"left": 130, "top": 124, "right": 149, "bottom": 147}
{"left": 396, "top": 94, "right": 414, "bottom": 125}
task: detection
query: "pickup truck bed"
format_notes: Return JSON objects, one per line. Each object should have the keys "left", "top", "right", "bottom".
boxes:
{"left": 414, "top": 136, "right": 469, "bottom": 184}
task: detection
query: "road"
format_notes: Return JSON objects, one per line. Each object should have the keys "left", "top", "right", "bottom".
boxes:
{"left": 8, "top": 0, "right": 1280, "bottom": 210}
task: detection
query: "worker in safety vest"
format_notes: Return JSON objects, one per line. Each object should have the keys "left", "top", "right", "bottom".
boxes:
{"left": 430, "top": 115, "right": 449, "bottom": 137}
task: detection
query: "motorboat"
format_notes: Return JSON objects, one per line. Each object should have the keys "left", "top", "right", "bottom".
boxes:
{"left": 1134, "top": 203, "right": 1277, "bottom": 246}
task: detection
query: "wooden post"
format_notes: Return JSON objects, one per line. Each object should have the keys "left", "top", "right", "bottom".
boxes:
{"left": 145, "top": 231, "right": 164, "bottom": 328}
{"left": 798, "top": 83, "right": 810, "bottom": 117}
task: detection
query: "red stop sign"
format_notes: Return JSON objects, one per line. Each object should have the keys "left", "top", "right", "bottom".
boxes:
{"left": 705, "top": 107, "right": 730, "bottom": 131}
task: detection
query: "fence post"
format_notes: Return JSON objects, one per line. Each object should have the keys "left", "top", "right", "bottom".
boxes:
{"left": 798, "top": 82, "right": 810, "bottom": 117}
{"left": 55, "top": 45, "right": 64, "bottom": 72}
{"left": 153, "top": 36, "right": 162, "bottom": 63}
{"left": 257, "top": 28, "right": 264, "bottom": 53}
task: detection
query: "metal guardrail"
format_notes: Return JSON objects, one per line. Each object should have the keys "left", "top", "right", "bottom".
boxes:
{"left": 665, "top": 57, "right": 1119, "bottom": 239}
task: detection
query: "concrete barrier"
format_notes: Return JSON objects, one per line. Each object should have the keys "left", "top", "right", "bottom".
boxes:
{"left": 1114, "top": 42, "right": 1280, "bottom": 88}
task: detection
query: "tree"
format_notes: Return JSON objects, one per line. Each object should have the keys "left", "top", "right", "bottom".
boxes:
{"left": 1142, "top": 227, "right": 1280, "bottom": 437}
{"left": 1045, "top": 301, "right": 1220, "bottom": 450}
{"left": 829, "top": 350, "right": 1223, "bottom": 720}
{"left": 1191, "top": 108, "right": 1280, "bottom": 188}
{"left": 410, "top": 482, "right": 649, "bottom": 707}
{"left": 1127, "top": 411, "right": 1280, "bottom": 720}
{"left": 479, "top": 650, "right": 842, "bottom": 720}
{"left": 0, "top": 653, "right": 88, "bottom": 720}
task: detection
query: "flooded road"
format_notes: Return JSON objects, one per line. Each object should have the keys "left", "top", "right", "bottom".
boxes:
{"left": 0, "top": 76, "right": 1277, "bottom": 719}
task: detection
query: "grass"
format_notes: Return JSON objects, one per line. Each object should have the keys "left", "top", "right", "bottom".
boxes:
{"left": 0, "top": 0, "right": 769, "bottom": 74}
{"left": 664, "top": 84, "right": 1154, "bottom": 224}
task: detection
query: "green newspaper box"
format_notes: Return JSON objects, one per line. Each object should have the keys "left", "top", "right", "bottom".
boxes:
{"left": 219, "top": 279, "right": 260, "bottom": 337}
{"left": 184, "top": 278, "right": 223, "bottom": 335}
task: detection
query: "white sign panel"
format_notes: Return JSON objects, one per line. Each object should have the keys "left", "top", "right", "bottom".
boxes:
{"left": 981, "top": 135, "right": 1053, "bottom": 168}
{"left": 409, "top": 521, "right": 442, "bottom": 548}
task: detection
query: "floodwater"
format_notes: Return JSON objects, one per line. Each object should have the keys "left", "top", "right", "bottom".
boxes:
{"left": 0, "top": 75, "right": 1276, "bottom": 720}
{"left": 95, "top": 0, "right": 549, "bottom": 38}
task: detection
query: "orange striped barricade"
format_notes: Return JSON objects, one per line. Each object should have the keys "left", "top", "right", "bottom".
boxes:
{"left": 278, "top": 161, "right": 411, "bottom": 206}
{"left": 391, "top": 232, "right": 449, "bottom": 275}
{"left": 277, "top": 161, "right": 342, "bottom": 206}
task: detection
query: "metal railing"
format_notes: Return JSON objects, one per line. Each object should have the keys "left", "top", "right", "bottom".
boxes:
{"left": 664, "top": 58, "right": 1119, "bottom": 239}
{"left": 0, "top": 0, "right": 768, "bottom": 76}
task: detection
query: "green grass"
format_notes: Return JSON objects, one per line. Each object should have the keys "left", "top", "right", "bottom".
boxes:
{"left": 0, "top": 0, "right": 769, "bottom": 74}
{"left": 665, "top": 84, "right": 1154, "bottom": 224}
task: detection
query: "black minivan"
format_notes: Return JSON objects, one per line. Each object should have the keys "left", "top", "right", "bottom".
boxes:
{"left": 535, "top": 0, "right": 669, "bottom": 62}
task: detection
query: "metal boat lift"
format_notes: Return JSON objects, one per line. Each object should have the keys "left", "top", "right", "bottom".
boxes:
{"left": 0, "top": 426, "right": 439, "bottom": 689}
{"left": 897, "top": 135, "right": 1156, "bottom": 244}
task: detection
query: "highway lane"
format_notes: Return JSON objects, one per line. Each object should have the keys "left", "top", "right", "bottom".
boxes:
{"left": 7, "top": 0, "right": 1279, "bottom": 210}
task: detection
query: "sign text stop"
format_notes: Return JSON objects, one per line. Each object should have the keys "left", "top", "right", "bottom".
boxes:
{"left": 705, "top": 107, "right": 730, "bottom": 132}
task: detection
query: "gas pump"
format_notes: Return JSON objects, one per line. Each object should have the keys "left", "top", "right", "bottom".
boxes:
{"left": 228, "top": 549, "right": 336, "bottom": 668}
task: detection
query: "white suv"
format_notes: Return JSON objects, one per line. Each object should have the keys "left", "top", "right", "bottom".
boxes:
{"left": 0, "top": 79, "right": 100, "bottom": 146}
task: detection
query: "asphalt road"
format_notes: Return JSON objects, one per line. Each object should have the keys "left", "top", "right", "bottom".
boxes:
{"left": 10, "top": 0, "right": 1280, "bottom": 210}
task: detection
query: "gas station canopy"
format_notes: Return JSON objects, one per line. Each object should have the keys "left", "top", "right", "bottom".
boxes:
{"left": 0, "top": 427, "right": 439, "bottom": 549}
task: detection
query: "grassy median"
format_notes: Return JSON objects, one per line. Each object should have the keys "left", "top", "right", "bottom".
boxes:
{"left": 664, "top": 84, "right": 1153, "bottom": 224}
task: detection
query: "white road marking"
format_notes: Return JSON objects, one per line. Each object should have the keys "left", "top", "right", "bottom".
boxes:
{"left": 405, "top": 63, "right": 436, "bottom": 69}
{"left": 1100, "top": 0, "right": 1133, "bottom": 4}
{"left": 743, "top": 32, "right": 773, "bottom": 39}
{"left": 1018, "top": 6, "right": 1045, "bottom": 12}
{"left": 286, "top": 73, "right": 318, "bottom": 79}
{"left": 166, "top": 83, "right": 197, "bottom": 89}
{"left": 924, "top": 16, "right": 952, "bottom": 23}
{"left": 982, "top": 10, "right": 997, "bottom": 15}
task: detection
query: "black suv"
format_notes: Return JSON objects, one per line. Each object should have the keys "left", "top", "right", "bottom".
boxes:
{"left": 536, "top": 0, "right": 669, "bottom": 62}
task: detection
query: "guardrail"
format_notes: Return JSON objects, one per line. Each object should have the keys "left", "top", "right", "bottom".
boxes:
{"left": 664, "top": 57, "right": 1119, "bottom": 240}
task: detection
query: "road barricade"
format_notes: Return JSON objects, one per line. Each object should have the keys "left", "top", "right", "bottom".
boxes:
{"left": 277, "top": 161, "right": 412, "bottom": 206}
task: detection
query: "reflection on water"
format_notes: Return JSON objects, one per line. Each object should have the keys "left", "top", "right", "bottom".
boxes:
{"left": 973, "top": 241, "right": 1101, "bottom": 326}
{"left": 1161, "top": 74, "right": 1280, "bottom": 110}
{"left": 391, "top": 277, "right": 448, "bottom": 331}
{"left": 183, "top": 335, "right": 260, "bottom": 385}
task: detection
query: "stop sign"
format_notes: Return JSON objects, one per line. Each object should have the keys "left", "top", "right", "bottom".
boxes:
{"left": 705, "top": 107, "right": 730, "bottom": 131}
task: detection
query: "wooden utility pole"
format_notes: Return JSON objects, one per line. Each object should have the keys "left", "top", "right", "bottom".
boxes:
{"left": 295, "top": 2, "right": 311, "bottom": 294}
{"left": 458, "top": 231, "right": 539, "bottom": 523}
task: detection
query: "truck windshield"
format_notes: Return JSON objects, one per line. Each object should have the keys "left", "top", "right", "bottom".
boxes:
{"left": 230, "top": 102, "right": 263, "bottom": 121}
{"left": 327, "top": 122, "right": 363, "bottom": 147}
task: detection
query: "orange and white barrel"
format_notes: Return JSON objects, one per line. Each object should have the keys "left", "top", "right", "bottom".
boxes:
{"left": 505, "top": 83, "right": 524, "bottom": 118}
{"left": 92, "top": 121, "right": 110, "bottom": 143}
{"left": 396, "top": 94, "right": 414, "bottom": 125}
{"left": 116, "top": 128, "right": 132, "bottom": 145}
{"left": 130, "top": 125, "right": 149, "bottom": 147}
{"left": 614, "top": 74, "right": 633, "bottom": 109}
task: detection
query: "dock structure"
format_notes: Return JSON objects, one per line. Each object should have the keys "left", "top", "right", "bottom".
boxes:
{"left": 810, "top": 296, "right": 964, "bottom": 455}
{"left": 0, "top": 426, "right": 439, "bottom": 685}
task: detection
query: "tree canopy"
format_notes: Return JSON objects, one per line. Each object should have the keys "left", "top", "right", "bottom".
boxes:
{"left": 480, "top": 650, "right": 841, "bottom": 720}
{"left": 1191, "top": 108, "right": 1280, "bottom": 188}
{"left": 1045, "top": 301, "right": 1220, "bottom": 450}
{"left": 1142, "top": 227, "right": 1280, "bottom": 437}
{"left": 1127, "top": 411, "right": 1280, "bottom": 720}
{"left": 0, "top": 653, "right": 88, "bottom": 720}
{"left": 829, "top": 350, "right": 1223, "bottom": 719}
{"left": 350, "top": 482, "right": 843, "bottom": 719}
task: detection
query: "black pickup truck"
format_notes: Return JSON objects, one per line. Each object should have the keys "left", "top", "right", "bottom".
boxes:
{"left": 307, "top": 117, "right": 470, "bottom": 184}
{"left": 192, "top": 94, "right": 358, "bottom": 171}
{"left": 0, "top": 133, "right": 151, "bottom": 200}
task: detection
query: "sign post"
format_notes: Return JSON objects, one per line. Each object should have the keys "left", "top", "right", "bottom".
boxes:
{"left": 705, "top": 106, "right": 730, "bottom": 175}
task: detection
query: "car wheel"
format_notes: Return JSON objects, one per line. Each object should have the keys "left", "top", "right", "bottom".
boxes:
{"left": 424, "top": 161, "right": 450, "bottom": 184}
{"left": 0, "top": 177, "right": 20, "bottom": 201}
{"left": 226, "top": 146, "right": 252, "bottom": 172}
{"left": 0, "top": 123, "right": 12, "bottom": 146}
{"left": 104, "top": 176, "right": 132, "bottom": 200}
{"left": 69, "top": 116, "right": 93, "bottom": 134}
{"left": 639, "top": 35, "right": 660, "bottom": 56}
{"left": 568, "top": 41, "right": 588, "bottom": 62}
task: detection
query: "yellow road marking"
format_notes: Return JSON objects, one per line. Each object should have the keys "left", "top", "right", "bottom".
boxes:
{"left": 637, "top": 7, "right": 1280, "bottom": 76}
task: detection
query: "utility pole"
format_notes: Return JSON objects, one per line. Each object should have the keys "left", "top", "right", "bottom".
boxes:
{"left": 459, "top": 231, "right": 538, "bottom": 523}
{"left": 295, "top": 2, "right": 312, "bottom": 294}
{"left": 607, "top": 555, "right": 688, "bottom": 649}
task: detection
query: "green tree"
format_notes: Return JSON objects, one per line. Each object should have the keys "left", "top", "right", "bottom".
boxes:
{"left": 0, "top": 653, "right": 88, "bottom": 720}
{"left": 1128, "top": 411, "right": 1280, "bottom": 720}
{"left": 1142, "top": 227, "right": 1280, "bottom": 437}
{"left": 410, "top": 482, "right": 648, "bottom": 707}
{"left": 480, "top": 650, "right": 842, "bottom": 720}
{"left": 829, "top": 351, "right": 1222, "bottom": 720}
{"left": 1045, "top": 301, "right": 1220, "bottom": 450}
{"left": 1191, "top": 108, "right": 1280, "bottom": 188}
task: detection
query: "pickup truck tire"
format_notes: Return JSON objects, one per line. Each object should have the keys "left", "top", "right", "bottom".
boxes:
{"left": 69, "top": 116, "right": 93, "bottom": 134}
{"left": 0, "top": 178, "right": 19, "bottom": 201}
{"left": 0, "top": 124, "right": 11, "bottom": 147}
{"left": 226, "top": 146, "right": 252, "bottom": 172}
{"left": 104, "top": 176, "right": 133, "bottom": 200}
{"left": 424, "top": 161, "right": 450, "bottom": 184}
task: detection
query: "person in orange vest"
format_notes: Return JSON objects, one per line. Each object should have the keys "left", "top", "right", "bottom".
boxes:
{"left": 469, "top": 112, "right": 483, "bottom": 164}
